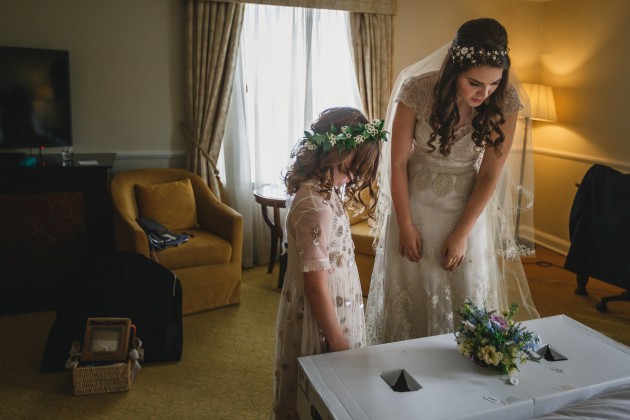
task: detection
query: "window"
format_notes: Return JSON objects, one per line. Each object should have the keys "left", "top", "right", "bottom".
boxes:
{"left": 221, "top": 4, "right": 363, "bottom": 267}
{"left": 225, "top": 4, "right": 363, "bottom": 186}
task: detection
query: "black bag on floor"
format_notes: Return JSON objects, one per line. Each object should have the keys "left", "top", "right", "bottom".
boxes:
{"left": 40, "top": 251, "right": 183, "bottom": 373}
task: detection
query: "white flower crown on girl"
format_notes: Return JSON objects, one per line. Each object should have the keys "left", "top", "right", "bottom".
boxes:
{"left": 302, "top": 119, "right": 388, "bottom": 153}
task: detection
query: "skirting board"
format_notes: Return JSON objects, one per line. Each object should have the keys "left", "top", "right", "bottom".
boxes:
{"left": 534, "top": 229, "right": 570, "bottom": 257}
{"left": 517, "top": 226, "right": 568, "bottom": 257}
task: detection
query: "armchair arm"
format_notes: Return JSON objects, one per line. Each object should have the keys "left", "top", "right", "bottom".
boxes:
{"left": 196, "top": 193, "right": 243, "bottom": 262}
{"left": 112, "top": 206, "right": 151, "bottom": 258}
{"left": 111, "top": 174, "right": 151, "bottom": 257}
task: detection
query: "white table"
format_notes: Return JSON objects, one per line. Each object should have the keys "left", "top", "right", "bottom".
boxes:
{"left": 297, "top": 315, "right": 630, "bottom": 419}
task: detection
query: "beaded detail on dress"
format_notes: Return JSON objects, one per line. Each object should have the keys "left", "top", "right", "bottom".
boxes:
{"left": 409, "top": 158, "right": 478, "bottom": 197}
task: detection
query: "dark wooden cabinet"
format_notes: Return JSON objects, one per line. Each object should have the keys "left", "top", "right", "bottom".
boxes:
{"left": 0, "top": 153, "right": 116, "bottom": 313}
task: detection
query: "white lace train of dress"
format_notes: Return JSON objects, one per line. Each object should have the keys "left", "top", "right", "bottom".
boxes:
{"left": 366, "top": 72, "right": 539, "bottom": 345}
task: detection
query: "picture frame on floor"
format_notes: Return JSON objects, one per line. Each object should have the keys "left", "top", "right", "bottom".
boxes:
{"left": 81, "top": 318, "right": 133, "bottom": 363}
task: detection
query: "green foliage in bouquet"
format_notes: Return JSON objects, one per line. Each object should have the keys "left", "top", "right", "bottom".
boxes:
{"left": 455, "top": 299, "right": 541, "bottom": 375}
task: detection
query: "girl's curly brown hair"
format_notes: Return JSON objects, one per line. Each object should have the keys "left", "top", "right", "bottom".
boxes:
{"left": 429, "top": 18, "right": 511, "bottom": 157}
{"left": 283, "top": 107, "right": 381, "bottom": 218}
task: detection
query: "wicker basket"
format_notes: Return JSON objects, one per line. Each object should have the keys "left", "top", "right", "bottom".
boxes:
{"left": 72, "top": 361, "right": 133, "bottom": 395}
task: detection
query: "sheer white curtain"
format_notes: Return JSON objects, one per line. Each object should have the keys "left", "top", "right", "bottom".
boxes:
{"left": 222, "top": 4, "right": 363, "bottom": 268}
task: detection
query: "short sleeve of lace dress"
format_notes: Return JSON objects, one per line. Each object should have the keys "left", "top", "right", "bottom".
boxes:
{"left": 504, "top": 83, "right": 524, "bottom": 114}
{"left": 395, "top": 72, "right": 438, "bottom": 117}
{"left": 291, "top": 201, "right": 333, "bottom": 273}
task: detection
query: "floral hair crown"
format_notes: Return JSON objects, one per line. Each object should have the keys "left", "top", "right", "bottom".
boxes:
{"left": 301, "top": 119, "right": 388, "bottom": 153}
{"left": 449, "top": 43, "right": 509, "bottom": 66}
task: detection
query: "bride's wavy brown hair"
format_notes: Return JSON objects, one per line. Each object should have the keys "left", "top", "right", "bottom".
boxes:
{"left": 283, "top": 107, "right": 381, "bottom": 217}
{"left": 429, "top": 18, "right": 511, "bottom": 157}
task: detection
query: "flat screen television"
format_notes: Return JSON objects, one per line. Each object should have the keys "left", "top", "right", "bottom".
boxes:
{"left": 0, "top": 45, "right": 72, "bottom": 150}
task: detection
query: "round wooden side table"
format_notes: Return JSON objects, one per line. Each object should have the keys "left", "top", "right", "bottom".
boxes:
{"left": 253, "top": 184, "right": 287, "bottom": 288}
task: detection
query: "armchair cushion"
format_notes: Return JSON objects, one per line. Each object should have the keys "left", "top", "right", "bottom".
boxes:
{"left": 351, "top": 220, "right": 375, "bottom": 256}
{"left": 134, "top": 178, "right": 198, "bottom": 231}
{"left": 346, "top": 186, "right": 372, "bottom": 225}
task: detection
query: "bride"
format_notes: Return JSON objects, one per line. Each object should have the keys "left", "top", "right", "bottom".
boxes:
{"left": 365, "top": 17, "right": 539, "bottom": 344}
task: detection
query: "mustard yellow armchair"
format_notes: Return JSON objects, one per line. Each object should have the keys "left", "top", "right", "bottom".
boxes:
{"left": 111, "top": 168, "right": 243, "bottom": 315}
{"left": 346, "top": 186, "right": 377, "bottom": 297}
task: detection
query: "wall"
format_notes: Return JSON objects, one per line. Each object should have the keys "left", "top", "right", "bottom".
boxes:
{"left": 0, "top": 0, "right": 186, "bottom": 171}
{"left": 533, "top": 0, "right": 630, "bottom": 253}
{"left": 392, "top": 0, "right": 543, "bottom": 79}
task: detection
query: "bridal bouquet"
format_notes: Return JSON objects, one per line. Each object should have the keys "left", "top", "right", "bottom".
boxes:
{"left": 454, "top": 299, "right": 541, "bottom": 375}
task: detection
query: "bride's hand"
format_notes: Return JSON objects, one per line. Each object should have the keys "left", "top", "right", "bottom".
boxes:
{"left": 441, "top": 232, "right": 467, "bottom": 271}
{"left": 399, "top": 222, "right": 422, "bottom": 262}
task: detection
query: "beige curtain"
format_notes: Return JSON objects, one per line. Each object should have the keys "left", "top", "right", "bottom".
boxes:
{"left": 349, "top": 12, "right": 393, "bottom": 121}
{"left": 216, "top": 0, "right": 395, "bottom": 15}
{"left": 184, "top": 1, "right": 245, "bottom": 200}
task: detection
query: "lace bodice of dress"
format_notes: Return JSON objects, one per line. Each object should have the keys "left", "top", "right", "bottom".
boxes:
{"left": 396, "top": 71, "right": 522, "bottom": 198}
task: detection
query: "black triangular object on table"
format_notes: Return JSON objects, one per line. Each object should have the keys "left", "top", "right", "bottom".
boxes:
{"left": 392, "top": 370, "right": 411, "bottom": 392}
{"left": 380, "top": 368, "right": 422, "bottom": 392}
{"left": 536, "top": 344, "right": 568, "bottom": 361}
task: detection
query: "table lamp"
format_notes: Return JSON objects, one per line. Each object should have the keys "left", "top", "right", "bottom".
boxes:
{"left": 523, "top": 83, "right": 557, "bottom": 123}
{"left": 516, "top": 83, "right": 557, "bottom": 242}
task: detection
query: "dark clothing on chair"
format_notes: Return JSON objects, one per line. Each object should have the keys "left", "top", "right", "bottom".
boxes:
{"left": 40, "top": 251, "right": 183, "bottom": 373}
{"left": 564, "top": 164, "right": 630, "bottom": 289}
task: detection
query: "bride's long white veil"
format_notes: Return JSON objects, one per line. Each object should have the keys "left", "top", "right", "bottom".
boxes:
{"left": 365, "top": 42, "right": 538, "bottom": 345}
{"left": 370, "top": 43, "right": 452, "bottom": 244}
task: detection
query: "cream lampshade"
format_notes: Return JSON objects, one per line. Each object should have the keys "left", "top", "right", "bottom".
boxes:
{"left": 523, "top": 83, "right": 557, "bottom": 122}
{"left": 514, "top": 83, "right": 557, "bottom": 243}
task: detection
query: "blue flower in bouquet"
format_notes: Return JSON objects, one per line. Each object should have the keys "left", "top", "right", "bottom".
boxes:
{"left": 455, "top": 299, "right": 541, "bottom": 375}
